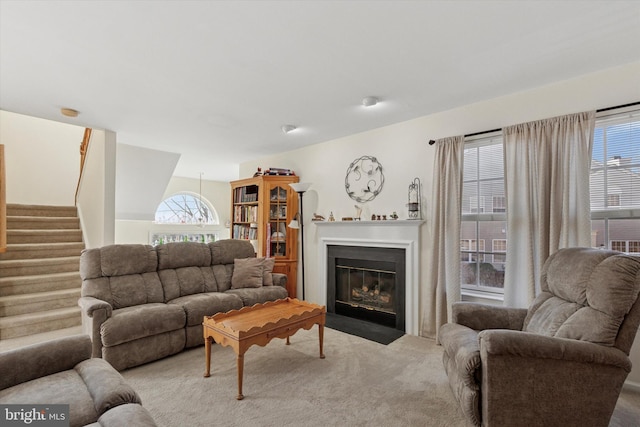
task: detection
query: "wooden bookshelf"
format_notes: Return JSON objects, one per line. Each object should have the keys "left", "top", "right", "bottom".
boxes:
{"left": 230, "top": 175, "right": 299, "bottom": 297}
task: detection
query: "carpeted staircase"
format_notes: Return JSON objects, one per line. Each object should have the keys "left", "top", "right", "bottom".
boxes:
{"left": 0, "top": 204, "right": 84, "bottom": 340}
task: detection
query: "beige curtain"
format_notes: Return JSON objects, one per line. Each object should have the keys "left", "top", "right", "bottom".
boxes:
{"left": 421, "top": 136, "right": 464, "bottom": 340}
{"left": 503, "top": 111, "right": 595, "bottom": 307}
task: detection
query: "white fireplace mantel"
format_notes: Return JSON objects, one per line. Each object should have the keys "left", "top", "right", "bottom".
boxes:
{"left": 314, "top": 220, "right": 424, "bottom": 336}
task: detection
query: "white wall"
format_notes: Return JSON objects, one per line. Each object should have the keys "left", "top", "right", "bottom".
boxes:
{"left": 116, "top": 144, "right": 180, "bottom": 221}
{"left": 0, "top": 110, "right": 84, "bottom": 205}
{"left": 240, "top": 62, "right": 640, "bottom": 384}
{"left": 76, "top": 129, "right": 117, "bottom": 248}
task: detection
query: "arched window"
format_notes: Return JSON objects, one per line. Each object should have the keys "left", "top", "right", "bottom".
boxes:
{"left": 155, "top": 192, "right": 219, "bottom": 225}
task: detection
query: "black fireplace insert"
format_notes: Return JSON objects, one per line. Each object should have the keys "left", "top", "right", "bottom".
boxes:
{"left": 327, "top": 245, "right": 405, "bottom": 331}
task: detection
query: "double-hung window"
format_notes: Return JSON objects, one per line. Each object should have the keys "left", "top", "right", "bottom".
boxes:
{"left": 460, "top": 104, "right": 640, "bottom": 295}
{"left": 461, "top": 132, "right": 506, "bottom": 293}
{"left": 590, "top": 106, "right": 640, "bottom": 254}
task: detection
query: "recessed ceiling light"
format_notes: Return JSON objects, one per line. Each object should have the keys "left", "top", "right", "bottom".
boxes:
{"left": 362, "top": 96, "right": 379, "bottom": 107}
{"left": 281, "top": 124, "right": 297, "bottom": 134}
{"left": 61, "top": 108, "right": 79, "bottom": 117}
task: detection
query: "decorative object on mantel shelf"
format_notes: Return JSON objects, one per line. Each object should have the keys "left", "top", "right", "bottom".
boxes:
{"left": 369, "top": 214, "right": 390, "bottom": 220}
{"left": 390, "top": 211, "right": 399, "bottom": 220}
{"left": 354, "top": 205, "right": 362, "bottom": 220}
{"left": 407, "top": 177, "right": 422, "bottom": 220}
{"left": 312, "top": 213, "right": 325, "bottom": 221}
{"left": 345, "top": 155, "right": 385, "bottom": 202}
{"left": 328, "top": 212, "right": 335, "bottom": 221}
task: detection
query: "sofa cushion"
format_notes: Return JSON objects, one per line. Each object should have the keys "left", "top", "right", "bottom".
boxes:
{"left": 156, "top": 242, "right": 211, "bottom": 269}
{"left": 102, "top": 331, "right": 186, "bottom": 372}
{"left": 210, "top": 239, "right": 255, "bottom": 265}
{"left": 101, "top": 304, "right": 186, "bottom": 347}
{"left": 263, "top": 257, "right": 275, "bottom": 286}
{"left": 524, "top": 249, "right": 640, "bottom": 346}
{"left": 231, "top": 257, "right": 264, "bottom": 289}
{"left": 212, "top": 264, "right": 234, "bottom": 292}
{"left": 109, "top": 272, "right": 165, "bottom": 309}
{"left": 225, "top": 286, "right": 289, "bottom": 306}
{"left": 80, "top": 245, "right": 158, "bottom": 279}
{"left": 0, "top": 370, "right": 100, "bottom": 427}
{"left": 75, "top": 358, "right": 141, "bottom": 416}
{"left": 80, "top": 245, "right": 164, "bottom": 308}
{"left": 0, "top": 335, "right": 92, "bottom": 390}
{"left": 168, "top": 292, "right": 243, "bottom": 326}
{"left": 159, "top": 266, "right": 217, "bottom": 301}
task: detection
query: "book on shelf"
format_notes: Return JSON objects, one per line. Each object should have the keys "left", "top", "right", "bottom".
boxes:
{"left": 234, "top": 185, "right": 259, "bottom": 202}
{"left": 232, "top": 224, "right": 257, "bottom": 240}
{"left": 233, "top": 205, "right": 258, "bottom": 223}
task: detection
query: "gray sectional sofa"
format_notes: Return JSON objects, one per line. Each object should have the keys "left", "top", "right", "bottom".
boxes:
{"left": 0, "top": 335, "right": 157, "bottom": 427}
{"left": 78, "top": 239, "right": 289, "bottom": 371}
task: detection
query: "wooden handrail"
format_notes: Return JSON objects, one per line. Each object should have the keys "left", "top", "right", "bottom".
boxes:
{"left": 75, "top": 128, "right": 92, "bottom": 205}
{"left": 0, "top": 144, "right": 6, "bottom": 253}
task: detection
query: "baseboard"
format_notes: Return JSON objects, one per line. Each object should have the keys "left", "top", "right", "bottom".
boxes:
{"left": 623, "top": 379, "right": 640, "bottom": 393}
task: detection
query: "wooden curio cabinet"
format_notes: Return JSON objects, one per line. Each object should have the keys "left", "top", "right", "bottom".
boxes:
{"left": 230, "top": 175, "right": 299, "bottom": 297}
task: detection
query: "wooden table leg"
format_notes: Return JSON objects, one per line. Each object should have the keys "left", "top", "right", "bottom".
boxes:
{"left": 286, "top": 336, "right": 290, "bottom": 345}
{"left": 204, "top": 335, "right": 212, "bottom": 377}
{"left": 236, "top": 353, "right": 244, "bottom": 400}
{"left": 319, "top": 323, "right": 325, "bottom": 359}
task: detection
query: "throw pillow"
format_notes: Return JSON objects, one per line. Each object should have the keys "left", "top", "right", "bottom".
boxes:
{"left": 263, "top": 257, "right": 275, "bottom": 286}
{"left": 231, "top": 258, "right": 264, "bottom": 289}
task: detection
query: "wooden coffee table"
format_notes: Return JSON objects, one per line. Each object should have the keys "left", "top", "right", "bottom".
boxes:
{"left": 203, "top": 298, "right": 326, "bottom": 400}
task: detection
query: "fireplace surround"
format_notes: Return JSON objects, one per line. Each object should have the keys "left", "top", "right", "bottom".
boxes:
{"left": 315, "top": 220, "right": 423, "bottom": 335}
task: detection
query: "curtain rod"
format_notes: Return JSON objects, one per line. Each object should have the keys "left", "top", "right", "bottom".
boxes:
{"left": 427, "top": 101, "right": 640, "bottom": 145}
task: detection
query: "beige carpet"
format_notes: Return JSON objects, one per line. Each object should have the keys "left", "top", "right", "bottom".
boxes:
{"left": 120, "top": 328, "right": 640, "bottom": 427}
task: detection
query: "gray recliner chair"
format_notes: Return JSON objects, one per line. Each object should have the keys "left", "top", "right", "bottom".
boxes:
{"left": 439, "top": 247, "right": 640, "bottom": 427}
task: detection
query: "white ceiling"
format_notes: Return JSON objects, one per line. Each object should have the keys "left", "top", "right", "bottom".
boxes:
{"left": 1, "top": 1, "right": 639, "bottom": 181}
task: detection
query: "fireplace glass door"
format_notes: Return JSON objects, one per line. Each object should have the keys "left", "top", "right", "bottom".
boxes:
{"left": 336, "top": 265, "right": 395, "bottom": 314}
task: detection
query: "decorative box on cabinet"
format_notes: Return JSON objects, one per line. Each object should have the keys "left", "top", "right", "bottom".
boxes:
{"left": 230, "top": 175, "right": 299, "bottom": 298}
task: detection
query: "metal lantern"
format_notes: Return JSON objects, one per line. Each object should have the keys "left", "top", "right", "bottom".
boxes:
{"left": 408, "top": 177, "right": 422, "bottom": 219}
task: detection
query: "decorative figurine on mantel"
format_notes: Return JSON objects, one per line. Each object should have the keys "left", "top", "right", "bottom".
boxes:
{"left": 328, "top": 212, "right": 335, "bottom": 222}
{"left": 354, "top": 205, "right": 362, "bottom": 221}
{"left": 390, "top": 211, "right": 399, "bottom": 220}
{"left": 312, "top": 213, "right": 325, "bottom": 221}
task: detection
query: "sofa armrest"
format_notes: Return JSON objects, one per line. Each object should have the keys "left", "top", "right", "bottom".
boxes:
{"left": 78, "top": 296, "right": 113, "bottom": 358}
{"left": 75, "top": 358, "right": 141, "bottom": 416}
{"left": 479, "top": 329, "right": 631, "bottom": 370}
{"left": 79, "top": 296, "right": 113, "bottom": 318}
{"left": 452, "top": 302, "right": 527, "bottom": 331}
{"left": 97, "top": 403, "right": 157, "bottom": 427}
{"left": 272, "top": 273, "right": 287, "bottom": 289}
{"left": 0, "top": 335, "right": 91, "bottom": 390}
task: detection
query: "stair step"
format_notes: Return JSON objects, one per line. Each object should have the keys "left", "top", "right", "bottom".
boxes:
{"left": 0, "top": 242, "right": 85, "bottom": 261}
{"left": 7, "top": 229, "right": 83, "bottom": 244}
{"left": 7, "top": 216, "right": 80, "bottom": 230}
{"left": 6, "top": 204, "right": 77, "bottom": 218}
{"left": 0, "top": 256, "right": 80, "bottom": 277}
{"left": 0, "top": 325, "right": 83, "bottom": 353}
{"left": 0, "top": 272, "right": 81, "bottom": 296}
{"left": 0, "top": 288, "right": 80, "bottom": 316}
{"left": 0, "top": 306, "right": 81, "bottom": 339}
